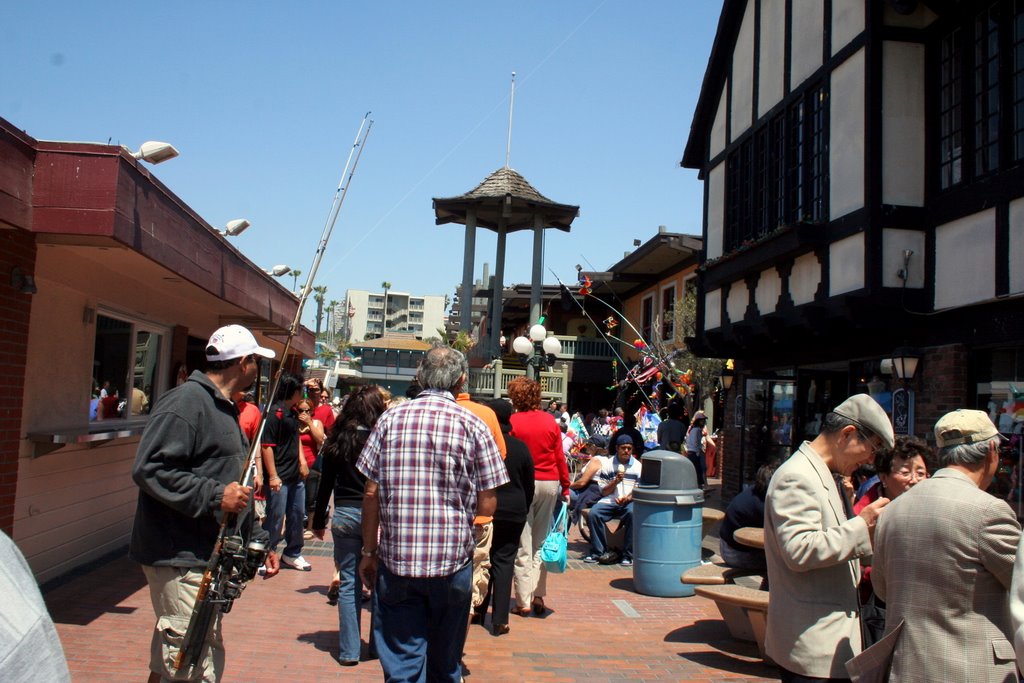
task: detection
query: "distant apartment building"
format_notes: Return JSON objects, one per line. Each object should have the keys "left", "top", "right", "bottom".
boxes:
{"left": 343, "top": 288, "right": 447, "bottom": 341}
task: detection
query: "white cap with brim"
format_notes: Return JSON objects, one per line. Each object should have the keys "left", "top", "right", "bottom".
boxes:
{"left": 934, "top": 409, "right": 1003, "bottom": 448}
{"left": 832, "top": 394, "right": 895, "bottom": 449}
{"left": 206, "top": 324, "right": 276, "bottom": 362}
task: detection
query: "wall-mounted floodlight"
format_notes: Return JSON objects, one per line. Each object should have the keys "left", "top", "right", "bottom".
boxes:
{"left": 222, "top": 219, "right": 250, "bottom": 237}
{"left": 266, "top": 265, "right": 292, "bottom": 277}
{"left": 133, "top": 141, "right": 179, "bottom": 165}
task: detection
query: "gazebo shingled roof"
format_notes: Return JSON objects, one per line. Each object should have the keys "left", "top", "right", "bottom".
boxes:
{"left": 432, "top": 167, "right": 579, "bottom": 232}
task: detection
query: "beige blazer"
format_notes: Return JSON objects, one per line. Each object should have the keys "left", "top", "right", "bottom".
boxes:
{"left": 874, "top": 468, "right": 1020, "bottom": 683}
{"left": 764, "top": 442, "right": 872, "bottom": 678}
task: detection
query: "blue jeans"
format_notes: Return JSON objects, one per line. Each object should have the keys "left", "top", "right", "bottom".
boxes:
{"left": 331, "top": 504, "right": 364, "bottom": 662}
{"left": 588, "top": 501, "right": 634, "bottom": 558}
{"left": 686, "top": 451, "right": 706, "bottom": 488}
{"left": 263, "top": 479, "right": 306, "bottom": 559}
{"left": 373, "top": 560, "right": 472, "bottom": 683}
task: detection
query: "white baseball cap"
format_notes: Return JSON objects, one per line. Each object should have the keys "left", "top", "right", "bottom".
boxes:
{"left": 205, "top": 325, "right": 276, "bottom": 362}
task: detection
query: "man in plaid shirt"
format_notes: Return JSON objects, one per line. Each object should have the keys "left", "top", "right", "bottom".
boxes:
{"left": 357, "top": 344, "right": 508, "bottom": 682}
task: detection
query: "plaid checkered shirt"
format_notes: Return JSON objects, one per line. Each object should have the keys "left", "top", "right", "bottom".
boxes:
{"left": 357, "top": 389, "right": 508, "bottom": 577}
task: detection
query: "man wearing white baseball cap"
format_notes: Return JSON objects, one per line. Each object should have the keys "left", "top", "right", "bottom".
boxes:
{"left": 874, "top": 409, "right": 1018, "bottom": 683}
{"left": 130, "top": 324, "right": 276, "bottom": 682}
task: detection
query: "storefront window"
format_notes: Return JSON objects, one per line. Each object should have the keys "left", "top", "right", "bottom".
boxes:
{"left": 974, "top": 347, "right": 1023, "bottom": 506}
{"left": 741, "top": 378, "right": 796, "bottom": 470}
{"left": 92, "top": 312, "right": 166, "bottom": 421}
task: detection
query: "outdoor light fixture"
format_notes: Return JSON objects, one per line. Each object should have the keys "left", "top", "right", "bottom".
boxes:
{"left": 10, "top": 267, "right": 37, "bottom": 294}
{"left": 890, "top": 347, "right": 921, "bottom": 383}
{"left": 132, "top": 141, "right": 180, "bottom": 165}
{"left": 512, "top": 322, "right": 561, "bottom": 380}
{"left": 266, "top": 264, "right": 292, "bottom": 277}
{"left": 719, "top": 366, "right": 734, "bottom": 392}
{"left": 222, "top": 219, "right": 250, "bottom": 237}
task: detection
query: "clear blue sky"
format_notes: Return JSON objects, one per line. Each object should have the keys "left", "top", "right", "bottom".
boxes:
{"left": 3, "top": 1, "right": 722, "bottom": 329}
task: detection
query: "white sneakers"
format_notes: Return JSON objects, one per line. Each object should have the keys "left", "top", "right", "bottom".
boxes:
{"left": 282, "top": 554, "right": 312, "bottom": 571}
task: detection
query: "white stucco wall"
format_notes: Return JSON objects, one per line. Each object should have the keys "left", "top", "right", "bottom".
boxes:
{"left": 882, "top": 42, "right": 925, "bottom": 207}
{"left": 1010, "top": 198, "right": 1024, "bottom": 294}
{"left": 935, "top": 209, "right": 996, "bottom": 309}
{"left": 882, "top": 229, "right": 926, "bottom": 289}
{"left": 758, "top": 0, "right": 786, "bottom": 118}
{"left": 830, "top": 48, "right": 866, "bottom": 219}
{"left": 791, "top": 0, "right": 824, "bottom": 89}
{"left": 710, "top": 84, "right": 728, "bottom": 160}
{"left": 755, "top": 267, "right": 782, "bottom": 315}
{"left": 829, "top": 232, "right": 866, "bottom": 296}
{"left": 705, "top": 288, "right": 722, "bottom": 329}
{"left": 730, "top": 0, "right": 756, "bottom": 141}
{"left": 790, "top": 251, "right": 822, "bottom": 305}
{"left": 707, "top": 162, "right": 725, "bottom": 260}
{"left": 726, "top": 279, "right": 749, "bottom": 324}
{"left": 832, "top": 0, "right": 865, "bottom": 55}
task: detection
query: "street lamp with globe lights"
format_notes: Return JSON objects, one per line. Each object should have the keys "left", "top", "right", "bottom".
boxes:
{"left": 512, "top": 321, "right": 561, "bottom": 380}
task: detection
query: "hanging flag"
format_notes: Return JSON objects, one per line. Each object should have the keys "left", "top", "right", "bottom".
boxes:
{"left": 637, "top": 406, "right": 661, "bottom": 450}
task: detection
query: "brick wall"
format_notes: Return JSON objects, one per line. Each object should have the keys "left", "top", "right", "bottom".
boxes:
{"left": 913, "top": 343, "right": 969, "bottom": 439}
{"left": 718, "top": 422, "right": 745, "bottom": 503}
{"left": 0, "top": 230, "right": 36, "bottom": 535}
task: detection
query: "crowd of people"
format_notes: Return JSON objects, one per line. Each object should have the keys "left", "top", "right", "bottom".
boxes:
{"left": 129, "top": 326, "right": 644, "bottom": 683}
{"left": 113, "top": 322, "right": 1024, "bottom": 683}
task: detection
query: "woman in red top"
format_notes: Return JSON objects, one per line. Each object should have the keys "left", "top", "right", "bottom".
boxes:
{"left": 852, "top": 434, "right": 931, "bottom": 645}
{"left": 507, "top": 377, "right": 569, "bottom": 616}
{"left": 297, "top": 398, "right": 325, "bottom": 535}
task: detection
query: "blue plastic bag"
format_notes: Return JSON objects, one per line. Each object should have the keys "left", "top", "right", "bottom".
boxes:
{"left": 540, "top": 502, "right": 568, "bottom": 573}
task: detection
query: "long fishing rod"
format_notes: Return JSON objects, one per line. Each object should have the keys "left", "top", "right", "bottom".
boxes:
{"left": 548, "top": 269, "right": 657, "bottom": 411}
{"left": 248, "top": 112, "right": 374, "bottom": 462}
{"left": 174, "top": 112, "right": 374, "bottom": 678}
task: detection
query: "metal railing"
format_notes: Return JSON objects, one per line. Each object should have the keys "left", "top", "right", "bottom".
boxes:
{"left": 550, "top": 335, "right": 618, "bottom": 361}
{"left": 466, "top": 360, "right": 568, "bottom": 402}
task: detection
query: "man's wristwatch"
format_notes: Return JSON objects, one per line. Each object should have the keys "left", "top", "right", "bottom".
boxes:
{"left": 360, "top": 548, "right": 377, "bottom": 557}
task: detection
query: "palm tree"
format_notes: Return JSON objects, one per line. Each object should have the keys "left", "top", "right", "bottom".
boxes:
{"left": 313, "top": 285, "right": 328, "bottom": 335}
{"left": 327, "top": 299, "right": 339, "bottom": 344}
{"left": 380, "top": 281, "right": 391, "bottom": 336}
{"left": 290, "top": 269, "right": 302, "bottom": 293}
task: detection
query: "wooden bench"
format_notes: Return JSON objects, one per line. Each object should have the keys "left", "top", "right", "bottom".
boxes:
{"left": 702, "top": 507, "right": 725, "bottom": 539}
{"left": 695, "top": 584, "right": 771, "bottom": 658}
{"left": 680, "top": 562, "right": 755, "bottom": 585}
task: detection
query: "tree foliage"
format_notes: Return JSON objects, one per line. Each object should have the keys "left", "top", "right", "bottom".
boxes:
{"left": 673, "top": 285, "right": 727, "bottom": 400}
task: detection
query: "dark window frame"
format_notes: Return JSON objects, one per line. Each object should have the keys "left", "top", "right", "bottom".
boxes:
{"left": 724, "top": 82, "right": 829, "bottom": 253}
{"left": 932, "top": 0, "right": 1024, "bottom": 191}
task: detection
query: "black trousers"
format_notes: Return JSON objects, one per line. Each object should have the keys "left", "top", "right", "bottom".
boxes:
{"left": 477, "top": 518, "right": 526, "bottom": 627}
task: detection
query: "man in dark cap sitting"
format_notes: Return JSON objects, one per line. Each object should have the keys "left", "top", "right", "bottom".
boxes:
{"left": 582, "top": 434, "right": 643, "bottom": 566}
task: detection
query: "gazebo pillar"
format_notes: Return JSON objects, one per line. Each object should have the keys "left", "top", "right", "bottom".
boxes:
{"left": 460, "top": 208, "right": 477, "bottom": 332}
{"left": 530, "top": 213, "right": 544, "bottom": 324}
{"left": 490, "top": 217, "right": 507, "bottom": 357}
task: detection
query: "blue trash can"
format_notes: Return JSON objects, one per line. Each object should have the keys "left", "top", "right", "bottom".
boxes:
{"left": 632, "top": 449, "right": 703, "bottom": 597}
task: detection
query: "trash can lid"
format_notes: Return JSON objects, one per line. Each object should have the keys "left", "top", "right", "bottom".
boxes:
{"left": 633, "top": 449, "right": 703, "bottom": 504}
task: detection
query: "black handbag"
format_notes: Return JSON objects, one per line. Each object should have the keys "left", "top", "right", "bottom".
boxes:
{"left": 860, "top": 590, "right": 886, "bottom": 648}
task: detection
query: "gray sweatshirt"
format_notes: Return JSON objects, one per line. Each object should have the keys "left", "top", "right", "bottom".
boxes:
{"left": 129, "top": 370, "right": 255, "bottom": 567}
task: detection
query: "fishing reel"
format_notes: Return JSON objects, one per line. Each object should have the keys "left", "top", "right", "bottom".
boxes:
{"left": 215, "top": 535, "right": 268, "bottom": 613}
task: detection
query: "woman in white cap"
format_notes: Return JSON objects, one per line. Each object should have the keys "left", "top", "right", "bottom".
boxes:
{"left": 685, "top": 411, "right": 712, "bottom": 490}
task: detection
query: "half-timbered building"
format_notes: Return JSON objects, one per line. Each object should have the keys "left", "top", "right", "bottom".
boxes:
{"left": 683, "top": 0, "right": 1024, "bottom": 498}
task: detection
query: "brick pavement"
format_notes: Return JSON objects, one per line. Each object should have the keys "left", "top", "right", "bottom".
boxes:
{"left": 45, "top": 489, "right": 779, "bottom": 682}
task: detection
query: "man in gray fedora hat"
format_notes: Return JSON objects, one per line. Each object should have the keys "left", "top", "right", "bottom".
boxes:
{"left": 764, "top": 393, "right": 894, "bottom": 682}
